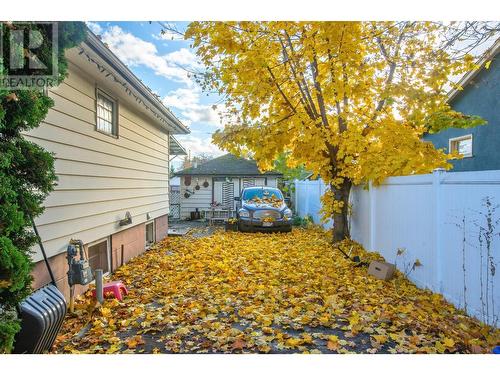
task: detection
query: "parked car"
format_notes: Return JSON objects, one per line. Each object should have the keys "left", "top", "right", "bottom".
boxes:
{"left": 235, "top": 186, "right": 293, "bottom": 232}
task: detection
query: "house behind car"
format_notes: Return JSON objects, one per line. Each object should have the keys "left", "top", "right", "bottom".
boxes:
{"left": 174, "top": 153, "right": 283, "bottom": 220}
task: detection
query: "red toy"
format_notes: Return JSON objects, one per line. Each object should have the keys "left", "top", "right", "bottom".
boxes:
{"left": 92, "top": 280, "right": 128, "bottom": 301}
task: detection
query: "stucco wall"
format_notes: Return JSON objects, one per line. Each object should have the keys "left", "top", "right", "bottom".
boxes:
{"left": 423, "top": 56, "right": 500, "bottom": 172}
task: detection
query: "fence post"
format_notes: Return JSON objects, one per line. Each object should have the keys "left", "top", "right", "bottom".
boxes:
{"left": 433, "top": 168, "right": 445, "bottom": 293}
{"left": 319, "top": 180, "right": 323, "bottom": 225}
{"left": 293, "top": 179, "right": 298, "bottom": 213}
{"left": 368, "top": 181, "right": 376, "bottom": 251}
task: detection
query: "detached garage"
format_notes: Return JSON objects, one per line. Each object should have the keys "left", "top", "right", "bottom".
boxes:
{"left": 174, "top": 153, "right": 282, "bottom": 220}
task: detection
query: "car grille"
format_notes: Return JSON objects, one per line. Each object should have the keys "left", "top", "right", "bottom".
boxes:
{"left": 253, "top": 210, "right": 281, "bottom": 219}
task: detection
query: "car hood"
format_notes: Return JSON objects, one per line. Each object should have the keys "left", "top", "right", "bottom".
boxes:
{"left": 242, "top": 201, "right": 287, "bottom": 211}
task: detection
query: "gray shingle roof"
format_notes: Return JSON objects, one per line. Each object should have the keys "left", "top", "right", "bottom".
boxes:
{"left": 174, "top": 153, "right": 283, "bottom": 177}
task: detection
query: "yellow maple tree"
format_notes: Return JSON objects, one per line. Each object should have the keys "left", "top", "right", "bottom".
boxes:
{"left": 185, "top": 21, "right": 486, "bottom": 242}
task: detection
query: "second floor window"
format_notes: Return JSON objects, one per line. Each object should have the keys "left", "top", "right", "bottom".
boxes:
{"left": 96, "top": 89, "right": 117, "bottom": 136}
{"left": 449, "top": 134, "right": 473, "bottom": 158}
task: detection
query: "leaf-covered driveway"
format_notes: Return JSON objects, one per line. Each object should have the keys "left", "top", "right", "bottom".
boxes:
{"left": 54, "top": 228, "right": 499, "bottom": 354}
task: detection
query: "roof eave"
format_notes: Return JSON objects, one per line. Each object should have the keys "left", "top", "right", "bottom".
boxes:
{"left": 84, "top": 29, "right": 190, "bottom": 135}
{"left": 447, "top": 37, "right": 500, "bottom": 103}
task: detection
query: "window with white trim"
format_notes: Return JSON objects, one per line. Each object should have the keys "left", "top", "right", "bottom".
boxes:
{"left": 449, "top": 134, "right": 473, "bottom": 157}
{"left": 96, "top": 89, "right": 117, "bottom": 136}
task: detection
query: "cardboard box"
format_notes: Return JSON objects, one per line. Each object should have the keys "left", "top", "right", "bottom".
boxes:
{"left": 368, "top": 261, "right": 395, "bottom": 281}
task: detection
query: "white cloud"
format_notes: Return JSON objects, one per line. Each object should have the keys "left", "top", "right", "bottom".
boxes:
{"left": 152, "top": 30, "right": 185, "bottom": 42}
{"left": 175, "top": 134, "right": 224, "bottom": 157}
{"left": 163, "top": 87, "right": 221, "bottom": 125}
{"left": 165, "top": 48, "right": 202, "bottom": 69}
{"left": 86, "top": 21, "right": 102, "bottom": 35}
{"left": 100, "top": 26, "right": 199, "bottom": 85}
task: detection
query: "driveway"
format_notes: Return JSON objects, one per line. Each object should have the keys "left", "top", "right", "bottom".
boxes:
{"left": 53, "top": 228, "right": 499, "bottom": 354}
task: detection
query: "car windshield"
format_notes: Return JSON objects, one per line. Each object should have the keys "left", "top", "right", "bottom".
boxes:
{"left": 242, "top": 187, "right": 283, "bottom": 204}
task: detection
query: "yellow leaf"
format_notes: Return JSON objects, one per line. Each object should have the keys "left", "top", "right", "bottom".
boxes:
{"left": 435, "top": 341, "right": 446, "bottom": 353}
{"left": 262, "top": 327, "right": 274, "bottom": 335}
{"left": 389, "top": 333, "right": 400, "bottom": 341}
{"left": 325, "top": 335, "right": 340, "bottom": 351}
{"left": 261, "top": 316, "right": 273, "bottom": 327}
{"left": 301, "top": 333, "right": 313, "bottom": 344}
{"left": 372, "top": 335, "right": 388, "bottom": 344}
{"left": 258, "top": 345, "right": 272, "bottom": 353}
{"left": 485, "top": 60, "right": 492, "bottom": 69}
{"left": 443, "top": 337, "right": 455, "bottom": 348}
{"left": 100, "top": 307, "right": 112, "bottom": 318}
{"left": 285, "top": 337, "right": 302, "bottom": 347}
{"left": 348, "top": 311, "right": 360, "bottom": 326}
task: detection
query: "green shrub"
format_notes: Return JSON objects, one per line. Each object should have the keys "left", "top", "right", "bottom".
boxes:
{"left": 292, "top": 214, "right": 314, "bottom": 227}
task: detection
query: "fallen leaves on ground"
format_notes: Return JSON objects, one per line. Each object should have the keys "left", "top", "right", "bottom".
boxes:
{"left": 53, "top": 228, "right": 500, "bottom": 354}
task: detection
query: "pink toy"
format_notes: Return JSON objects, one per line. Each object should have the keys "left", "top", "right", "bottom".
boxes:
{"left": 92, "top": 280, "right": 128, "bottom": 301}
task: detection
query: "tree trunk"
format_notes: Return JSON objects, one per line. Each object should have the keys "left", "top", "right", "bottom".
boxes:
{"left": 331, "top": 179, "right": 352, "bottom": 243}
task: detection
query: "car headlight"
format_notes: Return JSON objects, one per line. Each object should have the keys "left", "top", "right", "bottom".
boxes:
{"left": 283, "top": 208, "right": 292, "bottom": 218}
{"left": 239, "top": 209, "right": 250, "bottom": 218}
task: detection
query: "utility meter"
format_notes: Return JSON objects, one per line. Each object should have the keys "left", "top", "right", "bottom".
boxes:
{"left": 66, "top": 239, "right": 93, "bottom": 286}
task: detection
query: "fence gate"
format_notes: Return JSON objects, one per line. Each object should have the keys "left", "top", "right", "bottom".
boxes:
{"left": 169, "top": 186, "right": 181, "bottom": 220}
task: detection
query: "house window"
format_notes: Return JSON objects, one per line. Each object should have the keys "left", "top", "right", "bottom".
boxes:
{"left": 96, "top": 89, "right": 118, "bottom": 136}
{"left": 145, "top": 221, "right": 155, "bottom": 248}
{"left": 88, "top": 239, "right": 110, "bottom": 274}
{"left": 449, "top": 134, "right": 473, "bottom": 157}
{"left": 243, "top": 178, "right": 255, "bottom": 188}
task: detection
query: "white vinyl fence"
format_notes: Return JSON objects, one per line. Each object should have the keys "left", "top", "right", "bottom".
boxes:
{"left": 294, "top": 170, "right": 500, "bottom": 327}
{"left": 294, "top": 179, "right": 333, "bottom": 228}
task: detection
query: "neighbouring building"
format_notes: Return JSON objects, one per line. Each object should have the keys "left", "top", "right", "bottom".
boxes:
{"left": 423, "top": 38, "right": 500, "bottom": 172}
{"left": 24, "top": 29, "right": 189, "bottom": 298}
{"left": 174, "top": 153, "right": 283, "bottom": 220}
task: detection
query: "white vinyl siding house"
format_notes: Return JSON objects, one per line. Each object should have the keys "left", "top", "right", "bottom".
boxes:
{"left": 23, "top": 30, "right": 189, "bottom": 274}
{"left": 175, "top": 154, "right": 281, "bottom": 220}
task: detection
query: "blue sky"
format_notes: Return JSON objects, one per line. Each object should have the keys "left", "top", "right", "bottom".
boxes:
{"left": 86, "top": 21, "right": 225, "bottom": 169}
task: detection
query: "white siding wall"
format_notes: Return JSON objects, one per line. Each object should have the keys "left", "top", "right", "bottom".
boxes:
{"left": 180, "top": 175, "right": 212, "bottom": 219}
{"left": 25, "top": 61, "right": 170, "bottom": 262}
{"left": 266, "top": 177, "right": 278, "bottom": 188}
